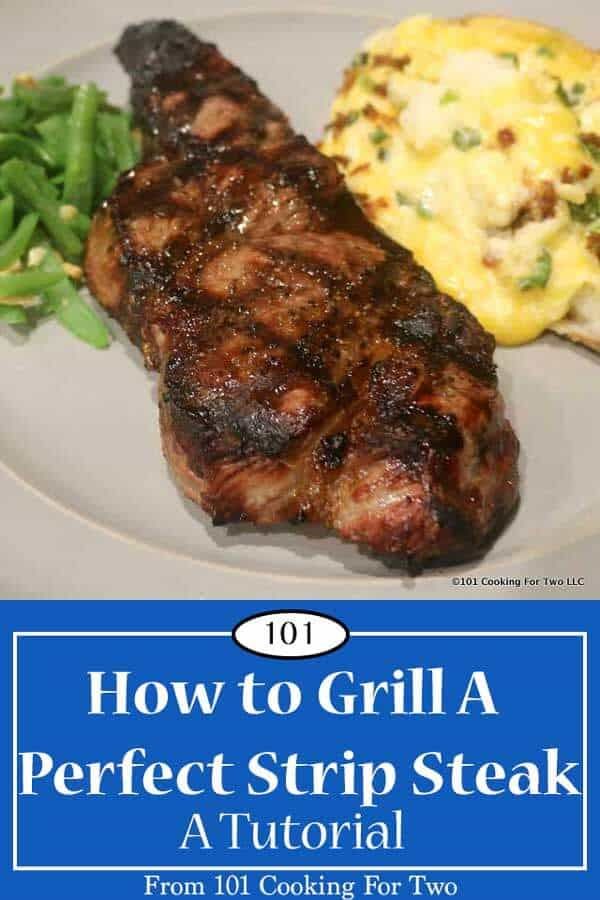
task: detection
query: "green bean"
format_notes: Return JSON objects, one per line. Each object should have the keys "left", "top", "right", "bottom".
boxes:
{"left": 94, "top": 149, "right": 118, "bottom": 206}
{"left": 0, "top": 304, "right": 28, "bottom": 324}
{"left": 13, "top": 80, "right": 76, "bottom": 118}
{"left": 0, "top": 98, "right": 28, "bottom": 131}
{"left": 98, "top": 112, "right": 137, "bottom": 171}
{"left": 40, "top": 76, "right": 67, "bottom": 88}
{"left": 0, "top": 133, "right": 56, "bottom": 168}
{"left": 2, "top": 158, "right": 83, "bottom": 260}
{"left": 0, "top": 73, "right": 136, "bottom": 346}
{"left": 28, "top": 163, "right": 90, "bottom": 235}
{"left": 0, "top": 211, "right": 38, "bottom": 270}
{"left": 63, "top": 83, "right": 99, "bottom": 215}
{"left": 40, "top": 247, "right": 110, "bottom": 348}
{"left": 97, "top": 114, "right": 117, "bottom": 163}
{"left": 131, "top": 128, "right": 142, "bottom": 164}
{"left": 35, "top": 113, "right": 70, "bottom": 167}
{"left": 116, "top": 115, "right": 140, "bottom": 170}
{"left": 24, "top": 161, "right": 59, "bottom": 201}
{"left": 0, "top": 267, "right": 63, "bottom": 297}
{"left": 0, "top": 194, "right": 14, "bottom": 242}
{"left": 70, "top": 211, "right": 92, "bottom": 239}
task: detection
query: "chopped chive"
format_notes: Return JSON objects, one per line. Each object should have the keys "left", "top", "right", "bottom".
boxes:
{"left": 358, "top": 74, "right": 376, "bottom": 92}
{"left": 568, "top": 192, "right": 599, "bottom": 225}
{"left": 498, "top": 52, "right": 519, "bottom": 68}
{"left": 555, "top": 81, "right": 570, "bottom": 106}
{"left": 518, "top": 249, "right": 552, "bottom": 290}
{"left": 537, "top": 45, "right": 556, "bottom": 58}
{"left": 351, "top": 51, "right": 369, "bottom": 68}
{"left": 440, "top": 89, "right": 460, "bottom": 105}
{"left": 369, "top": 126, "right": 389, "bottom": 145}
{"left": 556, "top": 80, "right": 586, "bottom": 107}
{"left": 377, "top": 147, "right": 389, "bottom": 161}
{"left": 452, "top": 127, "right": 482, "bottom": 151}
{"left": 395, "top": 191, "right": 410, "bottom": 206}
{"left": 580, "top": 135, "right": 600, "bottom": 163}
{"left": 417, "top": 200, "right": 434, "bottom": 219}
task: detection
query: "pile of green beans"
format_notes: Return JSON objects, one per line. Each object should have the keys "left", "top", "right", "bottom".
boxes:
{"left": 0, "top": 74, "right": 141, "bottom": 347}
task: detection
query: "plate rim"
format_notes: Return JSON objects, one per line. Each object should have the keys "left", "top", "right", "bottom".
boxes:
{"left": 3, "top": 4, "right": 599, "bottom": 586}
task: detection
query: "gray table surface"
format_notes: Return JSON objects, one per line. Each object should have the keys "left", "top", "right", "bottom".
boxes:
{"left": 1, "top": 0, "right": 594, "bottom": 83}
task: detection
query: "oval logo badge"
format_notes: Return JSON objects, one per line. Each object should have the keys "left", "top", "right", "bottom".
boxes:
{"left": 233, "top": 610, "right": 349, "bottom": 660}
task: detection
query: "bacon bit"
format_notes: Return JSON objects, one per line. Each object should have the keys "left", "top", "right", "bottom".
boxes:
{"left": 497, "top": 127, "right": 516, "bottom": 148}
{"left": 359, "top": 196, "right": 390, "bottom": 218}
{"left": 349, "top": 162, "right": 371, "bottom": 175}
{"left": 373, "top": 84, "right": 388, "bottom": 98}
{"left": 362, "top": 103, "right": 397, "bottom": 127}
{"left": 562, "top": 164, "right": 591, "bottom": 183}
{"left": 581, "top": 132, "right": 600, "bottom": 151}
{"left": 325, "top": 111, "right": 359, "bottom": 136}
{"left": 482, "top": 253, "right": 500, "bottom": 268}
{"left": 537, "top": 180, "right": 558, "bottom": 220}
{"left": 515, "top": 180, "right": 557, "bottom": 226}
{"left": 587, "top": 233, "right": 600, "bottom": 260}
{"left": 341, "top": 68, "right": 358, "bottom": 93}
{"left": 372, "top": 53, "right": 411, "bottom": 70}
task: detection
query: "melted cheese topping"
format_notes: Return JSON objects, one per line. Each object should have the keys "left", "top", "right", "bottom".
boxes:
{"left": 321, "top": 15, "right": 600, "bottom": 345}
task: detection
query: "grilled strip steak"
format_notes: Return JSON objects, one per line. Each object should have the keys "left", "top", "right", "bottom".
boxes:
{"left": 85, "top": 20, "right": 519, "bottom": 569}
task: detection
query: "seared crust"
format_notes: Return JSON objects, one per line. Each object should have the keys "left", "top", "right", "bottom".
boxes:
{"left": 85, "top": 21, "right": 519, "bottom": 568}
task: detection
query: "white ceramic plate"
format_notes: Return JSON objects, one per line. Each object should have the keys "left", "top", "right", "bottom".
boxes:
{"left": 1, "top": 4, "right": 599, "bottom": 598}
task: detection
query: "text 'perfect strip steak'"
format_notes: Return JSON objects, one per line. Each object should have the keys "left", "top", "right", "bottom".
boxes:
{"left": 85, "top": 20, "right": 519, "bottom": 569}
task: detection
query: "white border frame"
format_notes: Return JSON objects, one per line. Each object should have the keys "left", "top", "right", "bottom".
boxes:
{"left": 12, "top": 631, "right": 588, "bottom": 873}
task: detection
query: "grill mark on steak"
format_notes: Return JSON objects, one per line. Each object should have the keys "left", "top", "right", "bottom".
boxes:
{"left": 85, "top": 20, "right": 519, "bottom": 567}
